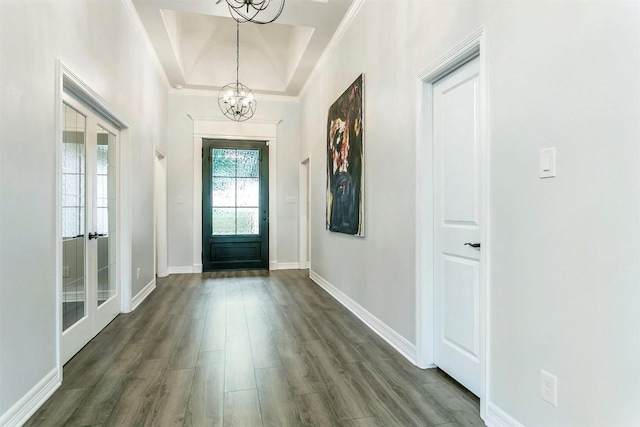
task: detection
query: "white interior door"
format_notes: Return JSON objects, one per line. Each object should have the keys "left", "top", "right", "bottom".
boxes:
{"left": 433, "top": 56, "right": 481, "bottom": 396}
{"left": 61, "top": 95, "right": 120, "bottom": 364}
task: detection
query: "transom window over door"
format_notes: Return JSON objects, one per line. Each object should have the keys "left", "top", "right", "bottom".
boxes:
{"left": 202, "top": 139, "right": 269, "bottom": 270}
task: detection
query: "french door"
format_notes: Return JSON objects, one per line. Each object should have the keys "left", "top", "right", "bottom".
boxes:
{"left": 61, "top": 94, "right": 120, "bottom": 364}
{"left": 202, "top": 139, "right": 269, "bottom": 270}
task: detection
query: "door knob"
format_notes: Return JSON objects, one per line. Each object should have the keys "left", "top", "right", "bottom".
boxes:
{"left": 464, "top": 242, "right": 481, "bottom": 248}
{"left": 88, "top": 232, "right": 98, "bottom": 240}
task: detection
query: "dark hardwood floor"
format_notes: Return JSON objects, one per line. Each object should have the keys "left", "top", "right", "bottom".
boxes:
{"left": 25, "top": 269, "right": 483, "bottom": 427}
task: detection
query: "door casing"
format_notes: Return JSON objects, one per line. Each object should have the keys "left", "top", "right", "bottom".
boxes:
{"left": 190, "top": 117, "right": 279, "bottom": 272}
{"left": 299, "top": 157, "right": 310, "bottom": 269}
{"left": 415, "top": 28, "right": 489, "bottom": 419}
{"left": 55, "top": 60, "right": 131, "bottom": 378}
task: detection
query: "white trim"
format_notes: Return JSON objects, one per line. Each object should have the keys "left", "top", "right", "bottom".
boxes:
{"left": 417, "top": 28, "right": 485, "bottom": 81}
{"left": 154, "top": 147, "right": 169, "bottom": 278}
{"left": 170, "top": 88, "right": 299, "bottom": 103}
{"left": 298, "top": 0, "right": 367, "bottom": 99}
{"left": 131, "top": 279, "right": 156, "bottom": 311}
{"left": 275, "top": 262, "right": 300, "bottom": 270}
{"left": 119, "top": 0, "right": 171, "bottom": 90}
{"left": 298, "top": 157, "right": 310, "bottom": 269}
{"left": 484, "top": 403, "right": 525, "bottom": 427}
{"left": 0, "top": 369, "right": 60, "bottom": 427}
{"left": 415, "top": 27, "right": 489, "bottom": 419}
{"left": 190, "top": 116, "right": 279, "bottom": 272}
{"left": 168, "top": 266, "right": 196, "bottom": 274}
{"left": 56, "top": 59, "right": 132, "bottom": 367}
{"left": 309, "top": 270, "right": 417, "bottom": 364}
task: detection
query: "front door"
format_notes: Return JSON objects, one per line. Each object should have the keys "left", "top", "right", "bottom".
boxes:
{"left": 433, "top": 56, "right": 481, "bottom": 396}
{"left": 202, "top": 139, "right": 269, "bottom": 270}
{"left": 61, "top": 95, "right": 120, "bottom": 364}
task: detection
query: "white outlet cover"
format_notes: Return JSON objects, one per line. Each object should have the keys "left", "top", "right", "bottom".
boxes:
{"left": 540, "top": 369, "right": 558, "bottom": 406}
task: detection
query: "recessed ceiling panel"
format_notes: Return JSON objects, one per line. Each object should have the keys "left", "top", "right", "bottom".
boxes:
{"left": 132, "top": 0, "right": 354, "bottom": 96}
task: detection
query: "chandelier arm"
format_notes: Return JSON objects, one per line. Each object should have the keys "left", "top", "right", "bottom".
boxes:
{"left": 225, "top": 0, "right": 284, "bottom": 24}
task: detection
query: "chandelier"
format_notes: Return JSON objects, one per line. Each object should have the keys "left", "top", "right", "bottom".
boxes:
{"left": 218, "top": 22, "right": 256, "bottom": 122}
{"left": 218, "top": 0, "right": 285, "bottom": 24}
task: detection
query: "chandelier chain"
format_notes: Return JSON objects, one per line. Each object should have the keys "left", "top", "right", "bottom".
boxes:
{"left": 236, "top": 21, "right": 239, "bottom": 86}
{"left": 218, "top": 18, "right": 256, "bottom": 122}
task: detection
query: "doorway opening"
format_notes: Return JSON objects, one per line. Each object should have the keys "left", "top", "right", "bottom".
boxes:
{"left": 299, "top": 157, "right": 310, "bottom": 269}
{"left": 415, "top": 28, "right": 489, "bottom": 418}
{"left": 154, "top": 148, "right": 168, "bottom": 278}
{"left": 201, "top": 139, "right": 269, "bottom": 270}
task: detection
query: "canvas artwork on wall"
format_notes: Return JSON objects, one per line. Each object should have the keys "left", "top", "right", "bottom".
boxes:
{"left": 326, "top": 74, "right": 364, "bottom": 236}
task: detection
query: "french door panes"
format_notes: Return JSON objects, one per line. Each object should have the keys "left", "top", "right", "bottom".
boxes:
{"left": 96, "top": 127, "right": 116, "bottom": 307}
{"left": 62, "top": 104, "right": 86, "bottom": 331}
{"left": 211, "top": 148, "right": 260, "bottom": 235}
{"left": 61, "top": 94, "right": 121, "bottom": 364}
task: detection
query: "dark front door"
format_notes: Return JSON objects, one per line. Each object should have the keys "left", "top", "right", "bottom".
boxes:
{"left": 202, "top": 139, "right": 269, "bottom": 270}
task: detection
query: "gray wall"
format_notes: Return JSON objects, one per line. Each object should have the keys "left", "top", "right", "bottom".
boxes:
{"left": 0, "top": 0, "right": 168, "bottom": 416}
{"left": 299, "top": 0, "right": 640, "bottom": 425}
{"left": 166, "top": 93, "right": 301, "bottom": 269}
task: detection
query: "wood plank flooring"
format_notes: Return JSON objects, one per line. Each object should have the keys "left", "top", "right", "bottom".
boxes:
{"left": 25, "top": 269, "right": 483, "bottom": 427}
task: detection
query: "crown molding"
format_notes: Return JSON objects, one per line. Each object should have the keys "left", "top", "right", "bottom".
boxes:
{"left": 120, "top": 0, "right": 171, "bottom": 90}
{"left": 298, "top": 0, "right": 367, "bottom": 99}
{"left": 170, "top": 87, "right": 299, "bottom": 103}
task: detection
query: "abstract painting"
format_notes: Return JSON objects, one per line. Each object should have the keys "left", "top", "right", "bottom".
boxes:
{"left": 326, "top": 74, "right": 364, "bottom": 236}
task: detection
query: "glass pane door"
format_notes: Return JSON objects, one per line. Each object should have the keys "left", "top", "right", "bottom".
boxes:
{"left": 61, "top": 96, "right": 121, "bottom": 365}
{"left": 96, "top": 127, "right": 116, "bottom": 306}
{"left": 202, "top": 139, "right": 269, "bottom": 271}
{"left": 62, "top": 104, "right": 86, "bottom": 331}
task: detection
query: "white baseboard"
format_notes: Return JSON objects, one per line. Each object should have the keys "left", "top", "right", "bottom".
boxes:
{"left": 168, "top": 266, "right": 195, "bottom": 274}
{"left": 485, "top": 402, "right": 525, "bottom": 427}
{"left": 308, "top": 269, "right": 417, "bottom": 364}
{"left": 0, "top": 369, "right": 60, "bottom": 427}
{"left": 274, "top": 262, "right": 300, "bottom": 270}
{"left": 131, "top": 279, "right": 156, "bottom": 311}
{"left": 171, "top": 263, "right": 294, "bottom": 272}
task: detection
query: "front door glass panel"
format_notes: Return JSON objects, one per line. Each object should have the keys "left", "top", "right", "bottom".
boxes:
{"left": 211, "top": 148, "right": 260, "bottom": 235}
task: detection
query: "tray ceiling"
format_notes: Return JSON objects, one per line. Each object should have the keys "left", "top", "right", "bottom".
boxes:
{"left": 132, "top": 0, "right": 354, "bottom": 96}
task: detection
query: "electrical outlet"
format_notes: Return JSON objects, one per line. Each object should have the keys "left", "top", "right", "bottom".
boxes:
{"left": 63, "top": 266, "right": 70, "bottom": 278}
{"left": 136, "top": 267, "right": 141, "bottom": 279}
{"left": 540, "top": 370, "right": 558, "bottom": 406}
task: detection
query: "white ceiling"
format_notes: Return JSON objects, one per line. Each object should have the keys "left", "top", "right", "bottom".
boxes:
{"left": 132, "top": 0, "right": 354, "bottom": 96}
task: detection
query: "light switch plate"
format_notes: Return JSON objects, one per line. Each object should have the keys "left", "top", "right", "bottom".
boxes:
{"left": 539, "top": 147, "right": 556, "bottom": 178}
